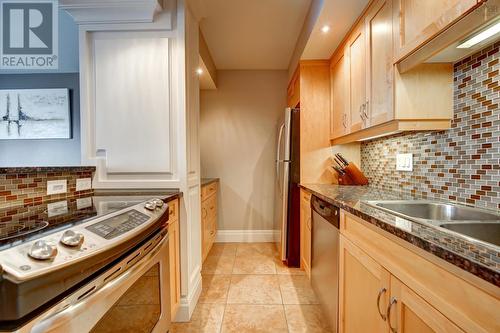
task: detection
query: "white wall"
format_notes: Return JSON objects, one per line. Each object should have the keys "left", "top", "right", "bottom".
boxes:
{"left": 200, "top": 70, "right": 287, "bottom": 231}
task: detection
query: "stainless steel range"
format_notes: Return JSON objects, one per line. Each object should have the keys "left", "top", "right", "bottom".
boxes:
{"left": 0, "top": 195, "right": 172, "bottom": 333}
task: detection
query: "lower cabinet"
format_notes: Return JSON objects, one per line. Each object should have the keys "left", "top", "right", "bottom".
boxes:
{"left": 340, "top": 210, "right": 499, "bottom": 333}
{"left": 339, "top": 237, "right": 389, "bottom": 333}
{"left": 389, "top": 278, "right": 463, "bottom": 333}
{"left": 300, "top": 189, "right": 312, "bottom": 278}
{"left": 340, "top": 236, "right": 463, "bottom": 333}
{"left": 201, "top": 182, "right": 218, "bottom": 262}
{"left": 168, "top": 199, "right": 180, "bottom": 320}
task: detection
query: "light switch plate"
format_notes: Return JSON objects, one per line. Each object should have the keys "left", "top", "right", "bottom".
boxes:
{"left": 76, "top": 178, "right": 92, "bottom": 192}
{"left": 47, "top": 180, "right": 67, "bottom": 195}
{"left": 396, "top": 153, "right": 413, "bottom": 171}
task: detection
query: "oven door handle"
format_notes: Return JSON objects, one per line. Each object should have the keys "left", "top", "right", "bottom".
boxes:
{"left": 29, "top": 230, "right": 169, "bottom": 333}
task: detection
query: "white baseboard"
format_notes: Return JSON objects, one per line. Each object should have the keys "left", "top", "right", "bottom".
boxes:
{"left": 215, "top": 229, "right": 280, "bottom": 243}
{"left": 173, "top": 271, "right": 202, "bottom": 322}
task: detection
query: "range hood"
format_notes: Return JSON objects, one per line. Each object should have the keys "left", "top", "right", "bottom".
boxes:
{"left": 398, "top": 0, "right": 500, "bottom": 72}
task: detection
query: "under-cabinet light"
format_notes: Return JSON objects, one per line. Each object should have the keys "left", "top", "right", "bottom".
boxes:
{"left": 457, "top": 22, "right": 500, "bottom": 49}
{"left": 321, "top": 25, "right": 330, "bottom": 34}
{"left": 196, "top": 67, "right": 203, "bottom": 75}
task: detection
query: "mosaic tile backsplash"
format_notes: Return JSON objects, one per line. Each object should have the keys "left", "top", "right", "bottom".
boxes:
{"left": 361, "top": 42, "right": 499, "bottom": 211}
{"left": 0, "top": 167, "right": 95, "bottom": 210}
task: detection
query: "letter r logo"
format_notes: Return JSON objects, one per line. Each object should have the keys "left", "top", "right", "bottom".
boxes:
{"left": 2, "top": 2, "right": 53, "bottom": 54}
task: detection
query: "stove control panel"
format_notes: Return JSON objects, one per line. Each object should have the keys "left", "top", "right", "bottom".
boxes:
{"left": 85, "top": 210, "right": 149, "bottom": 240}
{"left": 0, "top": 198, "right": 168, "bottom": 281}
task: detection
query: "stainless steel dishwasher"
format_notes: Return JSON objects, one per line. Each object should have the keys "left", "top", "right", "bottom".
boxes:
{"left": 311, "top": 195, "right": 340, "bottom": 333}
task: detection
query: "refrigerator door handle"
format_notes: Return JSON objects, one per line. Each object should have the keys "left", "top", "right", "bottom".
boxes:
{"left": 276, "top": 122, "right": 285, "bottom": 185}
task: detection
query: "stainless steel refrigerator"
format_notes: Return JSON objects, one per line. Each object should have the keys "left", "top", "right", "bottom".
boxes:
{"left": 275, "top": 107, "right": 300, "bottom": 267}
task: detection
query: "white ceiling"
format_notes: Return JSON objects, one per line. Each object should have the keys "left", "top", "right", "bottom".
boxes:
{"left": 196, "top": 0, "right": 312, "bottom": 70}
{"left": 301, "top": 0, "right": 368, "bottom": 60}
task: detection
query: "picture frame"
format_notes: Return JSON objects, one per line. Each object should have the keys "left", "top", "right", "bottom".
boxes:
{"left": 0, "top": 88, "right": 71, "bottom": 140}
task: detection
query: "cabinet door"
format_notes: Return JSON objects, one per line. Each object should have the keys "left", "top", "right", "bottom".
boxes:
{"left": 330, "top": 49, "right": 350, "bottom": 139}
{"left": 388, "top": 278, "right": 464, "bottom": 333}
{"left": 300, "top": 189, "right": 312, "bottom": 277}
{"left": 339, "top": 236, "right": 389, "bottom": 333}
{"left": 287, "top": 67, "right": 300, "bottom": 108}
{"left": 169, "top": 217, "right": 181, "bottom": 319}
{"left": 365, "top": 0, "right": 394, "bottom": 127}
{"left": 347, "top": 23, "right": 367, "bottom": 133}
{"left": 393, "top": 0, "right": 479, "bottom": 62}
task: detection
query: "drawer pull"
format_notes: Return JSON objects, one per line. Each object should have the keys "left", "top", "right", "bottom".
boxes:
{"left": 387, "top": 297, "right": 397, "bottom": 333}
{"left": 376, "top": 287, "right": 387, "bottom": 321}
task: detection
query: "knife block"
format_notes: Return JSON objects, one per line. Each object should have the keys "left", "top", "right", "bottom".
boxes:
{"left": 335, "top": 163, "right": 369, "bottom": 186}
{"left": 338, "top": 173, "right": 356, "bottom": 185}
{"left": 344, "top": 163, "right": 369, "bottom": 185}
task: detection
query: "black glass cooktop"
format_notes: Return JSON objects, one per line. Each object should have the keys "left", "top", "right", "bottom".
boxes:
{"left": 0, "top": 195, "right": 154, "bottom": 250}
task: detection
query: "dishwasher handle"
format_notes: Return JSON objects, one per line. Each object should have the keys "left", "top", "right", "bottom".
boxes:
{"left": 311, "top": 195, "right": 340, "bottom": 228}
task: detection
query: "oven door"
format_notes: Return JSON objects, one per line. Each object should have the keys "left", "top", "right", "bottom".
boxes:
{"left": 18, "top": 229, "right": 171, "bottom": 333}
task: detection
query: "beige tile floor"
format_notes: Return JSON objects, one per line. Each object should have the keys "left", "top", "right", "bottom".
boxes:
{"left": 171, "top": 243, "right": 332, "bottom": 333}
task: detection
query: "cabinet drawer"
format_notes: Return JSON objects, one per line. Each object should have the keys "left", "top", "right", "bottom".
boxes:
{"left": 201, "top": 182, "right": 217, "bottom": 201}
{"left": 202, "top": 194, "right": 217, "bottom": 221}
{"left": 168, "top": 199, "right": 179, "bottom": 222}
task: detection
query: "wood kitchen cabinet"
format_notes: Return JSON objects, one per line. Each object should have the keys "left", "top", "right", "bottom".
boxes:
{"left": 287, "top": 67, "right": 300, "bottom": 108}
{"left": 300, "top": 189, "right": 312, "bottom": 278}
{"left": 340, "top": 210, "right": 500, "bottom": 333}
{"left": 340, "top": 235, "right": 464, "bottom": 333}
{"left": 201, "top": 181, "right": 218, "bottom": 262}
{"left": 339, "top": 237, "right": 389, "bottom": 333}
{"left": 330, "top": 48, "right": 349, "bottom": 139}
{"left": 347, "top": 22, "right": 366, "bottom": 134}
{"left": 393, "top": 0, "right": 479, "bottom": 63}
{"left": 389, "top": 278, "right": 464, "bottom": 333}
{"left": 288, "top": 60, "right": 334, "bottom": 184}
{"left": 168, "top": 198, "right": 181, "bottom": 320}
{"left": 329, "top": 0, "right": 454, "bottom": 144}
{"left": 365, "top": 0, "right": 394, "bottom": 128}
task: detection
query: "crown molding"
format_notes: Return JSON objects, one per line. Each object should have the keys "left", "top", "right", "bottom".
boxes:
{"left": 59, "top": 0, "right": 163, "bottom": 24}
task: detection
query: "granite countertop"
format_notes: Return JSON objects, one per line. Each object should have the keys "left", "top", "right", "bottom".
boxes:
{"left": 201, "top": 178, "right": 219, "bottom": 186}
{"left": 301, "top": 184, "right": 500, "bottom": 287}
{"left": 0, "top": 166, "right": 96, "bottom": 174}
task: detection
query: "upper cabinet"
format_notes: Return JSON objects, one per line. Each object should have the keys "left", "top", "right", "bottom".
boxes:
{"left": 347, "top": 23, "right": 367, "bottom": 134}
{"left": 330, "top": 49, "right": 349, "bottom": 139}
{"left": 365, "top": 0, "right": 394, "bottom": 128}
{"left": 329, "top": 0, "right": 474, "bottom": 144}
{"left": 393, "top": 0, "right": 479, "bottom": 62}
{"left": 287, "top": 68, "right": 301, "bottom": 108}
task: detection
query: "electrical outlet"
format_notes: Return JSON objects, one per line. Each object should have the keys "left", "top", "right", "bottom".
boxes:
{"left": 76, "top": 178, "right": 92, "bottom": 192}
{"left": 47, "top": 200, "right": 68, "bottom": 217}
{"left": 396, "top": 153, "right": 413, "bottom": 171}
{"left": 76, "top": 197, "right": 92, "bottom": 210}
{"left": 47, "top": 180, "right": 67, "bottom": 195}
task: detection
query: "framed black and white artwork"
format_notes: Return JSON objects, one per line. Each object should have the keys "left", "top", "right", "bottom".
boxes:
{"left": 0, "top": 88, "right": 71, "bottom": 140}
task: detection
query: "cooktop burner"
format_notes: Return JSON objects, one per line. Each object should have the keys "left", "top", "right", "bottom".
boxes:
{"left": 0, "top": 221, "right": 49, "bottom": 241}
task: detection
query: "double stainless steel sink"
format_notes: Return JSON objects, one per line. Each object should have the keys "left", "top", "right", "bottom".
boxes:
{"left": 365, "top": 200, "right": 500, "bottom": 247}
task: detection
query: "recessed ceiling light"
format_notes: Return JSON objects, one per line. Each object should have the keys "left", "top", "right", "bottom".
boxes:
{"left": 196, "top": 68, "right": 203, "bottom": 75}
{"left": 321, "top": 25, "right": 330, "bottom": 34}
{"left": 457, "top": 22, "right": 500, "bottom": 49}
